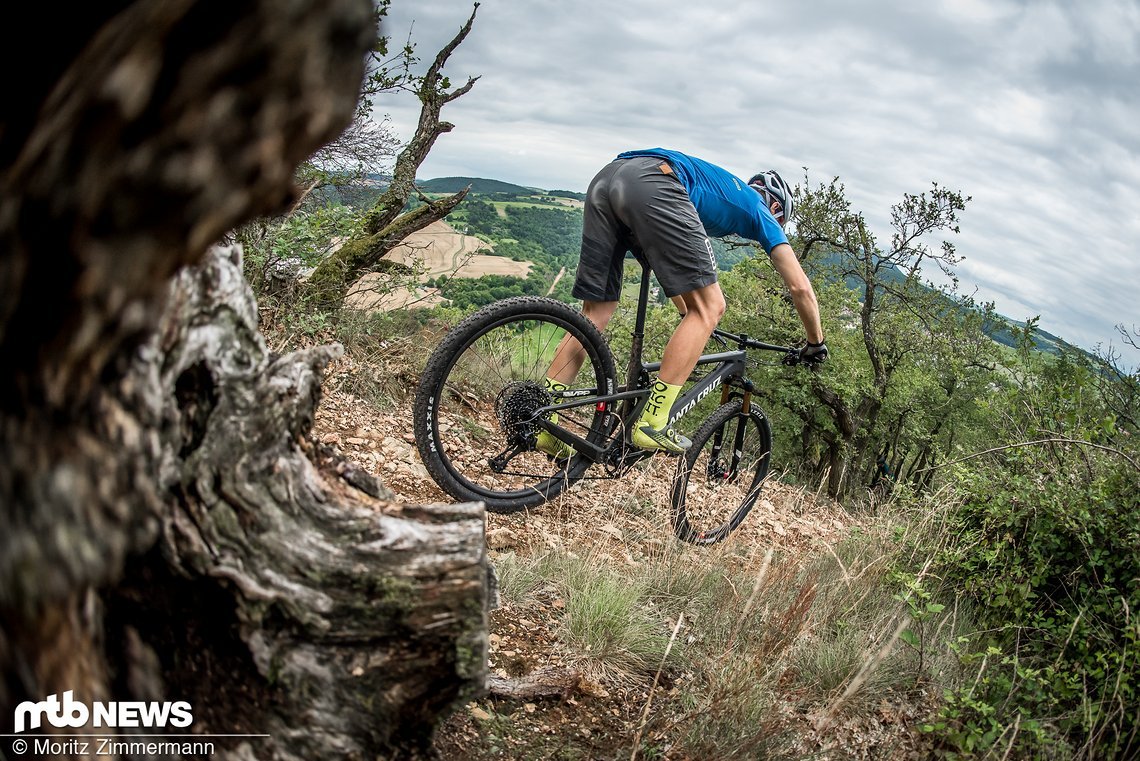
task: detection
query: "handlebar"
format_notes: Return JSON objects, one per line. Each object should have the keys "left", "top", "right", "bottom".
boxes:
{"left": 711, "top": 328, "right": 806, "bottom": 366}
{"left": 712, "top": 328, "right": 796, "bottom": 354}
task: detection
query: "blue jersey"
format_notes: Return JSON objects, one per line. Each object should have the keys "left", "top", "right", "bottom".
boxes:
{"left": 616, "top": 148, "right": 788, "bottom": 253}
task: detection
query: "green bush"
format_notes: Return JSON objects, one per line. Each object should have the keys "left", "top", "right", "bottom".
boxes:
{"left": 934, "top": 447, "right": 1140, "bottom": 759}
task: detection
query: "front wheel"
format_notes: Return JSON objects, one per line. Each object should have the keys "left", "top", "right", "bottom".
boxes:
{"left": 414, "top": 296, "right": 617, "bottom": 513}
{"left": 670, "top": 398, "right": 773, "bottom": 544}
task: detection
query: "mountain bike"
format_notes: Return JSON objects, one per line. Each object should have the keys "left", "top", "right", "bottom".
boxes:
{"left": 413, "top": 265, "right": 804, "bottom": 545}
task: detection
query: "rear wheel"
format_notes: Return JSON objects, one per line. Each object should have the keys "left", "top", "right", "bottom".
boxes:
{"left": 414, "top": 297, "right": 617, "bottom": 513}
{"left": 670, "top": 398, "right": 773, "bottom": 544}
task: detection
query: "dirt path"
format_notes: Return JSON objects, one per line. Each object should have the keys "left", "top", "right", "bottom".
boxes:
{"left": 546, "top": 266, "right": 566, "bottom": 296}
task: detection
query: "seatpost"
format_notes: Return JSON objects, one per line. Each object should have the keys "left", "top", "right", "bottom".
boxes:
{"left": 615, "top": 264, "right": 652, "bottom": 425}
{"left": 625, "top": 264, "right": 652, "bottom": 389}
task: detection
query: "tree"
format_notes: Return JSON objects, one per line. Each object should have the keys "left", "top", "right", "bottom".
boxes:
{"left": 0, "top": 2, "right": 490, "bottom": 758}
{"left": 1092, "top": 324, "right": 1140, "bottom": 436}
{"left": 856, "top": 295, "right": 998, "bottom": 494}
{"left": 307, "top": 4, "right": 482, "bottom": 308}
{"left": 298, "top": 113, "right": 401, "bottom": 197}
{"left": 761, "top": 176, "right": 993, "bottom": 498}
{"left": 294, "top": 1, "right": 410, "bottom": 200}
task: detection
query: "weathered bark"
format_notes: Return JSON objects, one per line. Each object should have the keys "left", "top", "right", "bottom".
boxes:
{"left": 487, "top": 666, "right": 590, "bottom": 700}
{"left": 0, "top": 1, "right": 489, "bottom": 758}
{"left": 143, "top": 246, "right": 488, "bottom": 758}
{"left": 307, "top": 4, "right": 481, "bottom": 307}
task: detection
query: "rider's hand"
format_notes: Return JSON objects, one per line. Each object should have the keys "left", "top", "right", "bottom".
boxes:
{"left": 799, "top": 340, "right": 829, "bottom": 367}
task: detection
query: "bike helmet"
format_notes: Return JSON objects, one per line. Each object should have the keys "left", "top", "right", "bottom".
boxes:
{"left": 748, "top": 170, "right": 794, "bottom": 227}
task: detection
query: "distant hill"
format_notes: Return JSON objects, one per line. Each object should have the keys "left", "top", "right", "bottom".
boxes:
{"left": 985, "top": 319, "right": 1095, "bottom": 359}
{"left": 419, "top": 177, "right": 536, "bottom": 195}
{"left": 548, "top": 189, "right": 587, "bottom": 201}
{"left": 813, "top": 251, "right": 1094, "bottom": 360}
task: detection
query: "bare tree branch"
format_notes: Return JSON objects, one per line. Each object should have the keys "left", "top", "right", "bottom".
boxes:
{"left": 308, "top": 3, "right": 481, "bottom": 307}
{"left": 909, "top": 437, "right": 1139, "bottom": 474}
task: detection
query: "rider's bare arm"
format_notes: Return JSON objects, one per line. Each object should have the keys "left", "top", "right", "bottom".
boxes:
{"left": 769, "top": 244, "right": 824, "bottom": 344}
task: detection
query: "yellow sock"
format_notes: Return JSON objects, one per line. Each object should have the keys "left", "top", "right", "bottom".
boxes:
{"left": 640, "top": 378, "right": 682, "bottom": 430}
{"left": 536, "top": 378, "right": 574, "bottom": 458}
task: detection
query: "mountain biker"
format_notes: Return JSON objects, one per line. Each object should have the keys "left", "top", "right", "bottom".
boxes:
{"left": 538, "top": 148, "right": 827, "bottom": 457}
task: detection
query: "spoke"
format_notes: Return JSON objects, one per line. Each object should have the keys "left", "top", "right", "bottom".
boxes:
{"left": 526, "top": 321, "right": 550, "bottom": 380}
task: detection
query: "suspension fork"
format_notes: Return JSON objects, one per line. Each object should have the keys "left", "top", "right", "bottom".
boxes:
{"left": 710, "top": 378, "right": 754, "bottom": 481}
{"left": 737, "top": 377, "right": 754, "bottom": 415}
{"left": 714, "top": 375, "right": 755, "bottom": 413}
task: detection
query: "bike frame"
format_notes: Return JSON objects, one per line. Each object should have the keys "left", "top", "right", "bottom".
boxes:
{"left": 533, "top": 265, "right": 788, "bottom": 465}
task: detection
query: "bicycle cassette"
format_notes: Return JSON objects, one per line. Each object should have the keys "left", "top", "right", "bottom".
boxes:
{"left": 494, "top": 381, "right": 550, "bottom": 445}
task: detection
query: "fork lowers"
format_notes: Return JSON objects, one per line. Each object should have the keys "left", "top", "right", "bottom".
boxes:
{"left": 670, "top": 397, "right": 773, "bottom": 545}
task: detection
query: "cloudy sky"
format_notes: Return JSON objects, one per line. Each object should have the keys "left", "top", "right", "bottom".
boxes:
{"left": 379, "top": 0, "right": 1140, "bottom": 367}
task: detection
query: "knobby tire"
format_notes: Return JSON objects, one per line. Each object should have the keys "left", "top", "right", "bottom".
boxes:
{"left": 670, "top": 398, "right": 773, "bottom": 544}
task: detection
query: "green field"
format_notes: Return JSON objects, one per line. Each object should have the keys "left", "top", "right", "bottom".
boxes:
{"left": 510, "top": 321, "right": 565, "bottom": 371}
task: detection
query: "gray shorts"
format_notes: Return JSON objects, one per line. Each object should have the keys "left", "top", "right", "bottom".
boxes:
{"left": 572, "top": 156, "right": 718, "bottom": 301}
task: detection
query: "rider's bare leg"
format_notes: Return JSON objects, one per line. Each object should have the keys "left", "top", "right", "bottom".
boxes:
{"left": 657, "top": 283, "right": 726, "bottom": 385}
{"left": 631, "top": 283, "right": 725, "bottom": 452}
{"left": 545, "top": 299, "right": 619, "bottom": 385}
{"left": 536, "top": 299, "right": 620, "bottom": 459}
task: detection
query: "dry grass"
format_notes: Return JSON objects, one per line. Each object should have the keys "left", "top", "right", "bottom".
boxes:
{"left": 459, "top": 488, "right": 962, "bottom": 759}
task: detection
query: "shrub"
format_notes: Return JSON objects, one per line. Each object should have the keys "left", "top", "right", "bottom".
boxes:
{"left": 934, "top": 445, "right": 1140, "bottom": 759}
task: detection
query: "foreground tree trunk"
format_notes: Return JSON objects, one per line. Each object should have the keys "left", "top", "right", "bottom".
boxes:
{"left": 0, "top": 2, "right": 489, "bottom": 758}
